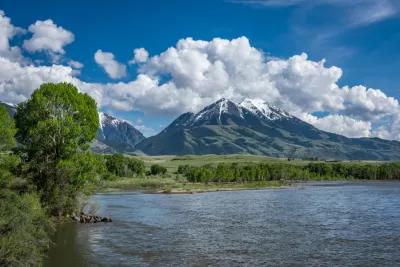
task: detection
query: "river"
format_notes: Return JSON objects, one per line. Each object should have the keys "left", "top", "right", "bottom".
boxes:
{"left": 46, "top": 182, "right": 400, "bottom": 266}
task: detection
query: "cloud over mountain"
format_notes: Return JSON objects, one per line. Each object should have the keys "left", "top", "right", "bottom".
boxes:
{"left": 0, "top": 10, "right": 398, "bottom": 140}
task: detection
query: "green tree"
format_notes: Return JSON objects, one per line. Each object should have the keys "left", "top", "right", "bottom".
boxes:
{"left": 0, "top": 106, "right": 16, "bottom": 151}
{"left": 15, "top": 83, "right": 99, "bottom": 216}
{"left": 0, "top": 113, "right": 50, "bottom": 266}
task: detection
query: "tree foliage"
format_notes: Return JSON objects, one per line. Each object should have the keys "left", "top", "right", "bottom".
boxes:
{"left": 0, "top": 119, "right": 50, "bottom": 266}
{"left": 0, "top": 106, "right": 16, "bottom": 151}
{"left": 178, "top": 162, "right": 400, "bottom": 183}
{"left": 15, "top": 83, "right": 99, "bottom": 216}
{"left": 104, "top": 154, "right": 145, "bottom": 177}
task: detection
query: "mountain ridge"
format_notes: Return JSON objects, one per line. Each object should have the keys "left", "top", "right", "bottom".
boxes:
{"left": 136, "top": 98, "right": 400, "bottom": 160}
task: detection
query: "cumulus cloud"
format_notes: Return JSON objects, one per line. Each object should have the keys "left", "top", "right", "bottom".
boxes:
{"left": 23, "top": 19, "right": 74, "bottom": 57}
{"left": 94, "top": 50, "right": 126, "bottom": 79}
{"left": 129, "top": 48, "right": 149, "bottom": 64}
{"left": 0, "top": 13, "right": 398, "bottom": 142}
{"left": 300, "top": 113, "right": 372, "bottom": 138}
{"left": 0, "top": 56, "right": 75, "bottom": 104}
{"left": 0, "top": 10, "right": 25, "bottom": 62}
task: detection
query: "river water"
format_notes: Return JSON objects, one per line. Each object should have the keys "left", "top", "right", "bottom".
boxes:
{"left": 46, "top": 182, "right": 400, "bottom": 266}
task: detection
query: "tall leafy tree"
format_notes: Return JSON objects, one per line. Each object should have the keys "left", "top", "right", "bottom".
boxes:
{"left": 0, "top": 106, "right": 16, "bottom": 151}
{"left": 15, "top": 83, "right": 99, "bottom": 215}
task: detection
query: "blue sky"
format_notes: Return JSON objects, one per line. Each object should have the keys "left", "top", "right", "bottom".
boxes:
{"left": 0, "top": 0, "right": 399, "bottom": 139}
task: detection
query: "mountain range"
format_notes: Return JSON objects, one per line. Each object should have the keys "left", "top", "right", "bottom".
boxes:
{"left": 2, "top": 99, "right": 400, "bottom": 160}
{"left": 136, "top": 98, "right": 400, "bottom": 160}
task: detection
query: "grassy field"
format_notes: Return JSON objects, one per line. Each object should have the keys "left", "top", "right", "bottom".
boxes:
{"left": 99, "top": 154, "right": 375, "bottom": 193}
{"left": 138, "top": 154, "right": 307, "bottom": 172}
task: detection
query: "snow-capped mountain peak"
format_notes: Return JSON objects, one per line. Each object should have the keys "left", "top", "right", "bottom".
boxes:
{"left": 240, "top": 98, "right": 291, "bottom": 120}
{"left": 193, "top": 98, "right": 240, "bottom": 124}
{"left": 96, "top": 112, "right": 145, "bottom": 152}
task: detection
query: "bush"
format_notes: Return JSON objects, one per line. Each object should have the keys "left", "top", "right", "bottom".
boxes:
{"left": 104, "top": 154, "right": 145, "bottom": 177}
{"left": 0, "top": 191, "right": 51, "bottom": 266}
{"left": 150, "top": 164, "right": 167, "bottom": 176}
{"left": 0, "top": 154, "right": 51, "bottom": 266}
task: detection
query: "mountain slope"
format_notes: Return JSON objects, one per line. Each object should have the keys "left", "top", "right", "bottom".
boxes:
{"left": 93, "top": 113, "right": 145, "bottom": 153}
{"left": 136, "top": 98, "right": 400, "bottom": 160}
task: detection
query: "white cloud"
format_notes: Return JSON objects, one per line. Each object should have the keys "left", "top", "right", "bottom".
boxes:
{"left": 0, "top": 22, "right": 399, "bottom": 140}
{"left": 0, "top": 56, "right": 75, "bottom": 104}
{"left": 129, "top": 48, "right": 149, "bottom": 64}
{"left": 67, "top": 60, "right": 83, "bottom": 69}
{"left": 94, "top": 50, "right": 126, "bottom": 79}
{"left": 0, "top": 10, "right": 25, "bottom": 62}
{"left": 300, "top": 113, "right": 372, "bottom": 138}
{"left": 23, "top": 19, "right": 74, "bottom": 57}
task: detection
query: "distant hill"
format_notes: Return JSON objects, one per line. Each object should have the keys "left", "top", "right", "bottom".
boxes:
{"left": 0, "top": 101, "right": 145, "bottom": 153}
{"left": 136, "top": 98, "right": 400, "bottom": 160}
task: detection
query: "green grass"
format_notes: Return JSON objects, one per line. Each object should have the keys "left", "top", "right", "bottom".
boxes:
{"left": 137, "top": 154, "right": 305, "bottom": 173}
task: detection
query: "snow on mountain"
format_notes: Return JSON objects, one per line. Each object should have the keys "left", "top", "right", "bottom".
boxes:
{"left": 240, "top": 98, "right": 292, "bottom": 120}
{"left": 189, "top": 98, "right": 292, "bottom": 126}
{"left": 95, "top": 112, "right": 145, "bottom": 153}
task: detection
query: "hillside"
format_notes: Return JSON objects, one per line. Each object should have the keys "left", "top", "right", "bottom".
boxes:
{"left": 136, "top": 98, "right": 400, "bottom": 160}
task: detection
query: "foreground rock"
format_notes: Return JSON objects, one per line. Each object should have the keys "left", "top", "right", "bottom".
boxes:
{"left": 71, "top": 212, "right": 112, "bottom": 223}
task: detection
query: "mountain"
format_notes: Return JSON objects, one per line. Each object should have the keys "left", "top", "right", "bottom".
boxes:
{"left": 136, "top": 98, "right": 400, "bottom": 160}
{"left": 93, "top": 112, "right": 145, "bottom": 153}
{"left": 1, "top": 101, "right": 145, "bottom": 153}
{"left": 0, "top": 101, "right": 17, "bottom": 116}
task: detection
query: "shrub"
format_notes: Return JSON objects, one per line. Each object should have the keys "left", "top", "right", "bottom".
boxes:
{"left": 150, "top": 164, "right": 167, "bottom": 176}
{"left": 104, "top": 154, "right": 145, "bottom": 177}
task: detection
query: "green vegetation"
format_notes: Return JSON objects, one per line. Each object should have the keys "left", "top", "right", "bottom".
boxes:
{"left": 104, "top": 153, "right": 145, "bottom": 178}
{"left": 1, "top": 83, "right": 102, "bottom": 266}
{"left": 149, "top": 164, "right": 167, "bottom": 176}
{"left": 0, "top": 107, "right": 50, "bottom": 266}
{"left": 15, "top": 83, "right": 99, "bottom": 216}
{"left": 0, "top": 106, "right": 16, "bottom": 151}
{"left": 177, "top": 161, "right": 400, "bottom": 183}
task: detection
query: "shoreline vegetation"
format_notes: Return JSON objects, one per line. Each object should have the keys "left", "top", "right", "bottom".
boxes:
{"left": 98, "top": 154, "right": 400, "bottom": 194}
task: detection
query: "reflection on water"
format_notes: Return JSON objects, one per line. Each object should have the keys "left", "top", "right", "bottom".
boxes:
{"left": 46, "top": 182, "right": 400, "bottom": 266}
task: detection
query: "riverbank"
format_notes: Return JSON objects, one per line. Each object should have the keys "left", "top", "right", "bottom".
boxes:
{"left": 98, "top": 177, "right": 290, "bottom": 194}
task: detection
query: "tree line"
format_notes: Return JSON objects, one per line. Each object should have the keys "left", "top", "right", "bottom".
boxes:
{"left": 177, "top": 162, "right": 400, "bottom": 183}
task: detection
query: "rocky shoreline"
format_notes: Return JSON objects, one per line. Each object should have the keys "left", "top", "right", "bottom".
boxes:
{"left": 71, "top": 212, "right": 112, "bottom": 223}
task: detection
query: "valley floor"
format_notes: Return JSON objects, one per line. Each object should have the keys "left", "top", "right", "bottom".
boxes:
{"left": 98, "top": 154, "right": 385, "bottom": 194}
